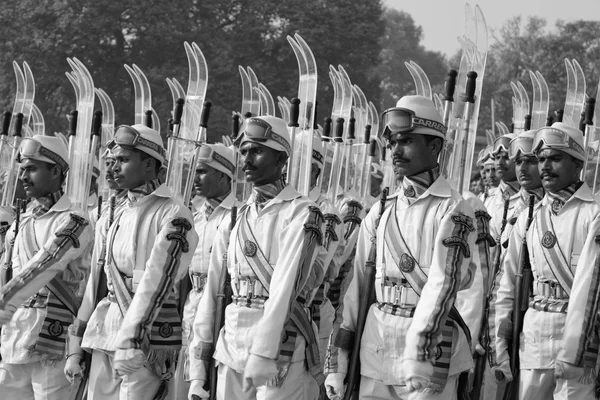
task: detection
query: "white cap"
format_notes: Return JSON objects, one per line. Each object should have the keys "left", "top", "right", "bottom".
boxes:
{"left": 534, "top": 122, "right": 585, "bottom": 162}
{"left": 18, "top": 134, "right": 69, "bottom": 172}
{"left": 197, "top": 143, "right": 236, "bottom": 177}
{"left": 114, "top": 124, "right": 166, "bottom": 165}
{"left": 389, "top": 95, "right": 446, "bottom": 139}
{"left": 235, "top": 115, "right": 292, "bottom": 156}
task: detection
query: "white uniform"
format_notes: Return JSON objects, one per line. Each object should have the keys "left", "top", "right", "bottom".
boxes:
{"left": 171, "top": 193, "right": 238, "bottom": 400}
{"left": 0, "top": 192, "right": 93, "bottom": 400}
{"left": 189, "top": 184, "right": 327, "bottom": 400}
{"left": 494, "top": 183, "right": 600, "bottom": 399}
{"left": 79, "top": 181, "right": 198, "bottom": 400}
{"left": 327, "top": 174, "right": 479, "bottom": 399}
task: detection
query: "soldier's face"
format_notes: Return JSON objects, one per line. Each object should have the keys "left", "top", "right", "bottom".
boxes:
{"left": 388, "top": 132, "right": 439, "bottom": 178}
{"left": 18, "top": 158, "right": 61, "bottom": 199}
{"left": 515, "top": 155, "right": 542, "bottom": 190}
{"left": 494, "top": 150, "right": 517, "bottom": 182}
{"left": 537, "top": 149, "right": 582, "bottom": 192}
{"left": 483, "top": 164, "right": 499, "bottom": 187}
{"left": 111, "top": 146, "right": 151, "bottom": 190}
{"left": 194, "top": 162, "right": 228, "bottom": 199}
{"left": 104, "top": 157, "right": 119, "bottom": 190}
{"left": 239, "top": 142, "right": 284, "bottom": 185}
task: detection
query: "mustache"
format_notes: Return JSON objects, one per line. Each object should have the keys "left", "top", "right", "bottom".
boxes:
{"left": 242, "top": 165, "right": 256, "bottom": 171}
{"left": 541, "top": 172, "right": 558, "bottom": 179}
{"left": 392, "top": 155, "right": 409, "bottom": 163}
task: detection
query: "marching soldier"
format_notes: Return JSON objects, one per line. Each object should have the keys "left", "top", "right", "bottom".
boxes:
{"left": 493, "top": 122, "right": 600, "bottom": 399}
{"left": 172, "top": 143, "right": 239, "bottom": 399}
{"left": 484, "top": 129, "right": 544, "bottom": 399}
{"left": 187, "top": 115, "right": 327, "bottom": 400}
{"left": 307, "top": 135, "right": 343, "bottom": 372}
{"left": 325, "top": 95, "right": 478, "bottom": 399}
{"left": 0, "top": 134, "right": 93, "bottom": 399}
{"left": 481, "top": 146, "right": 499, "bottom": 209}
{"left": 67, "top": 124, "right": 198, "bottom": 400}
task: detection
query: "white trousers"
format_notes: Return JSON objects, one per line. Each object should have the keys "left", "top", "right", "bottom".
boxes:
{"left": 519, "top": 368, "right": 596, "bottom": 400}
{"left": 358, "top": 374, "right": 459, "bottom": 400}
{"left": 0, "top": 359, "right": 75, "bottom": 400}
{"left": 87, "top": 350, "right": 162, "bottom": 400}
{"left": 216, "top": 360, "right": 319, "bottom": 400}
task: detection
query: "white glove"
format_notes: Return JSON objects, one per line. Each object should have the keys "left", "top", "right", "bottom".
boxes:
{"left": 188, "top": 379, "right": 210, "bottom": 400}
{"left": 64, "top": 353, "right": 85, "bottom": 384}
{"left": 492, "top": 359, "right": 513, "bottom": 383}
{"left": 0, "top": 308, "right": 15, "bottom": 325}
{"left": 474, "top": 342, "right": 486, "bottom": 356}
{"left": 403, "top": 359, "right": 433, "bottom": 392}
{"left": 242, "top": 354, "right": 278, "bottom": 390}
{"left": 325, "top": 372, "right": 346, "bottom": 400}
{"left": 113, "top": 348, "right": 145, "bottom": 376}
{"left": 554, "top": 360, "right": 584, "bottom": 380}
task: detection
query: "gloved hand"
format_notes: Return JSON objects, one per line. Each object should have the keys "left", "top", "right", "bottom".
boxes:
{"left": 188, "top": 379, "right": 209, "bottom": 400}
{"left": 242, "top": 354, "right": 278, "bottom": 390}
{"left": 113, "top": 348, "right": 145, "bottom": 376}
{"left": 0, "top": 307, "right": 15, "bottom": 325}
{"left": 492, "top": 359, "right": 513, "bottom": 383}
{"left": 554, "top": 360, "right": 584, "bottom": 380}
{"left": 403, "top": 359, "right": 433, "bottom": 392}
{"left": 474, "top": 342, "right": 486, "bottom": 356}
{"left": 64, "top": 353, "right": 85, "bottom": 384}
{"left": 324, "top": 373, "right": 346, "bottom": 400}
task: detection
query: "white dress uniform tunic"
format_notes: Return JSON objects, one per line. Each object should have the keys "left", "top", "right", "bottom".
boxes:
{"left": 327, "top": 170, "right": 478, "bottom": 399}
{"left": 0, "top": 191, "right": 93, "bottom": 400}
{"left": 79, "top": 180, "right": 198, "bottom": 400}
{"left": 494, "top": 182, "right": 600, "bottom": 399}
{"left": 189, "top": 180, "right": 327, "bottom": 400}
{"left": 170, "top": 192, "right": 238, "bottom": 399}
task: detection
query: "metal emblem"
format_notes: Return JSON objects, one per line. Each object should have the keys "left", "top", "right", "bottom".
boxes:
{"left": 502, "top": 190, "right": 510, "bottom": 202}
{"left": 399, "top": 253, "right": 415, "bottom": 273}
{"left": 404, "top": 186, "right": 416, "bottom": 198}
{"left": 159, "top": 322, "right": 173, "bottom": 338}
{"left": 244, "top": 240, "right": 258, "bottom": 257}
{"left": 551, "top": 199, "right": 563, "bottom": 214}
{"left": 48, "top": 320, "right": 64, "bottom": 337}
{"left": 541, "top": 231, "right": 557, "bottom": 249}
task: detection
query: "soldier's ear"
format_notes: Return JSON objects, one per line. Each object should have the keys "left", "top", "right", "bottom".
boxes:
{"left": 276, "top": 152, "right": 288, "bottom": 168}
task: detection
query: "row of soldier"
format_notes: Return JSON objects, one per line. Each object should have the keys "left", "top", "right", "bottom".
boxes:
{"left": 1, "top": 91, "right": 598, "bottom": 400}
{"left": 0, "top": 27, "right": 599, "bottom": 400}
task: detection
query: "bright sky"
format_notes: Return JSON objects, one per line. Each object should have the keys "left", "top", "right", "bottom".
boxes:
{"left": 384, "top": 0, "right": 600, "bottom": 56}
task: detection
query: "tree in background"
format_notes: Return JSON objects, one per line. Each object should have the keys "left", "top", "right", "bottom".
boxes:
{"left": 376, "top": 8, "right": 448, "bottom": 110}
{"left": 0, "top": 0, "right": 384, "bottom": 141}
{"left": 472, "top": 16, "right": 600, "bottom": 136}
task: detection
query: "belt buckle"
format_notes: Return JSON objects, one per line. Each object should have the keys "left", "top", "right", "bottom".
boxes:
{"left": 549, "top": 281, "right": 556, "bottom": 300}
{"left": 247, "top": 278, "right": 255, "bottom": 299}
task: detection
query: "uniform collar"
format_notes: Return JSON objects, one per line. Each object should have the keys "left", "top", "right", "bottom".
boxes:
{"left": 248, "top": 183, "right": 302, "bottom": 206}
{"left": 499, "top": 180, "right": 520, "bottom": 200}
{"left": 127, "top": 179, "right": 170, "bottom": 205}
{"left": 30, "top": 191, "right": 70, "bottom": 218}
{"left": 401, "top": 166, "right": 439, "bottom": 199}
{"left": 520, "top": 186, "right": 544, "bottom": 203}
{"left": 392, "top": 174, "right": 452, "bottom": 200}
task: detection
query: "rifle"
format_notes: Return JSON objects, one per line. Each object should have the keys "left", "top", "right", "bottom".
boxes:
{"left": 343, "top": 187, "right": 388, "bottom": 400}
{"left": 503, "top": 194, "right": 535, "bottom": 399}
{"left": 471, "top": 194, "right": 511, "bottom": 398}
{"left": 2, "top": 198, "right": 22, "bottom": 285}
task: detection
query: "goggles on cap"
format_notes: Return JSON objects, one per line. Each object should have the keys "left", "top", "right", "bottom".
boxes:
{"left": 381, "top": 107, "right": 446, "bottom": 139}
{"left": 234, "top": 117, "right": 291, "bottom": 155}
{"left": 532, "top": 127, "right": 585, "bottom": 156}
{"left": 492, "top": 136, "right": 512, "bottom": 156}
{"left": 509, "top": 136, "right": 535, "bottom": 160}
{"left": 477, "top": 147, "right": 490, "bottom": 165}
{"left": 108, "top": 125, "right": 166, "bottom": 160}
{"left": 18, "top": 138, "right": 69, "bottom": 172}
{"left": 197, "top": 145, "right": 235, "bottom": 174}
